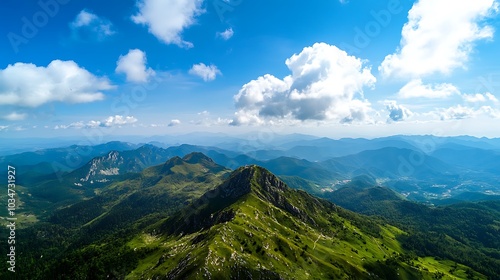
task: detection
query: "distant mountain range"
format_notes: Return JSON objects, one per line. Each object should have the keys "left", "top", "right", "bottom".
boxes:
{"left": 4, "top": 134, "right": 500, "bottom": 210}
{"left": 2, "top": 155, "right": 493, "bottom": 279}
{"left": 1, "top": 134, "right": 500, "bottom": 278}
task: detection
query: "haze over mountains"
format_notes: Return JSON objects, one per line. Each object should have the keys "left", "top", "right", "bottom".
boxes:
{"left": 1, "top": 133, "right": 500, "bottom": 279}
{"left": 3, "top": 133, "right": 499, "bottom": 206}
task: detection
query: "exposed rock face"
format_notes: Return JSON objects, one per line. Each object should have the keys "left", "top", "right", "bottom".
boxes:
{"left": 215, "top": 166, "right": 254, "bottom": 199}
{"left": 79, "top": 151, "right": 124, "bottom": 182}
{"left": 99, "top": 168, "right": 119, "bottom": 176}
{"left": 250, "top": 166, "right": 316, "bottom": 225}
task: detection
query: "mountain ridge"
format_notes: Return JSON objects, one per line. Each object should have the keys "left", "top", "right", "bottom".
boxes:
{"left": 127, "top": 164, "right": 482, "bottom": 280}
{"left": 0, "top": 153, "right": 490, "bottom": 279}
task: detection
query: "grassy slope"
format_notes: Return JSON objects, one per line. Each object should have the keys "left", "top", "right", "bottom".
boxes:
{"left": 326, "top": 186, "right": 500, "bottom": 279}
{"left": 126, "top": 166, "right": 483, "bottom": 280}
{"left": 0, "top": 161, "right": 488, "bottom": 279}
{"left": 0, "top": 154, "right": 231, "bottom": 280}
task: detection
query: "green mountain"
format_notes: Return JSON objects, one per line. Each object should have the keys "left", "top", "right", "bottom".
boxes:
{"left": 262, "top": 156, "right": 344, "bottom": 183}
{"left": 282, "top": 137, "right": 419, "bottom": 161}
{"left": 0, "top": 141, "right": 138, "bottom": 170}
{"left": 24, "top": 145, "right": 229, "bottom": 208}
{"left": 0, "top": 153, "right": 231, "bottom": 279}
{"left": 431, "top": 147, "right": 500, "bottom": 175}
{"left": 124, "top": 166, "right": 481, "bottom": 280}
{"left": 0, "top": 155, "right": 491, "bottom": 279}
{"left": 326, "top": 186, "right": 500, "bottom": 279}
{"left": 0, "top": 141, "right": 139, "bottom": 191}
{"left": 50, "top": 152, "right": 231, "bottom": 240}
{"left": 331, "top": 147, "right": 456, "bottom": 180}
{"left": 324, "top": 185, "right": 403, "bottom": 215}
{"left": 65, "top": 144, "right": 173, "bottom": 186}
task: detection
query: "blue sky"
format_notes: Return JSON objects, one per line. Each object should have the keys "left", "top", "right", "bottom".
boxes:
{"left": 1, "top": 0, "right": 500, "bottom": 139}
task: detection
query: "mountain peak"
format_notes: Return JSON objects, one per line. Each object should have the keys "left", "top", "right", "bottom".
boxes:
{"left": 182, "top": 152, "right": 214, "bottom": 164}
{"left": 164, "top": 165, "right": 315, "bottom": 235}
{"left": 210, "top": 165, "right": 289, "bottom": 200}
{"left": 211, "top": 165, "right": 257, "bottom": 200}
{"left": 136, "top": 143, "right": 158, "bottom": 151}
{"left": 152, "top": 154, "right": 227, "bottom": 176}
{"left": 159, "top": 156, "right": 184, "bottom": 174}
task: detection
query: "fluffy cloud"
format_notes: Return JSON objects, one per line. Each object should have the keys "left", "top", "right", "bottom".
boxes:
{"left": 2, "top": 112, "right": 27, "bottom": 121}
{"left": 431, "top": 104, "right": 500, "bottom": 120}
{"left": 168, "top": 119, "right": 181, "bottom": 126}
{"left": 380, "top": 0, "right": 498, "bottom": 78}
{"left": 384, "top": 101, "right": 413, "bottom": 122}
{"left": 479, "top": 106, "right": 500, "bottom": 118}
{"left": 102, "top": 115, "right": 138, "bottom": 127}
{"left": 132, "top": 0, "right": 203, "bottom": 48}
{"left": 189, "top": 63, "right": 221, "bottom": 81}
{"left": 462, "top": 92, "right": 498, "bottom": 103}
{"left": 463, "top": 93, "right": 487, "bottom": 103}
{"left": 116, "top": 49, "right": 155, "bottom": 83}
{"left": 438, "top": 105, "right": 476, "bottom": 120}
{"left": 217, "top": 28, "right": 234, "bottom": 40}
{"left": 55, "top": 115, "right": 138, "bottom": 130}
{"left": 231, "top": 43, "right": 376, "bottom": 125}
{"left": 70, "top": 9, "right": 115, "bottom": 41}
{"left": 398, "top": 79, "right": 459, "bottom": 99}
{"left": 0, "top": 60, "right": 113, "bottom": 107}
{"left": 486, "top": 93, "right": 499, "bottom": 103}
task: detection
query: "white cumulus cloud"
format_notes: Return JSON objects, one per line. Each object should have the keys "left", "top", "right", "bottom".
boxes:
{"left": 486, "top": 93, "right": 499, "bottom": 102}
{"left": 398, "top": 79, "right": 459, "bottom": 99}
{"left": 384, "top": 101, "right": 413, "bottom": 122}
{"left": 217, "top": 28, "right": 234, "bottom": 40}
{"left": 116, "top": 49, "right": 155, "bottom": 83}
{"left": 462, "top": 92, "right": 499, "bottom": 103}
{"left": 102, "top": 115, "right": 138, "bottom": 127}
{"left": 438, "top": 105, "right": 476, "bottom": 120}
{"left": 486, "top": 92, "right": 499, "bottom": 103}
{"left": 0, "top": 60, "right": 113, "bottom": 107}
{"left": 479, "top": 105, "right": 500, "bottom": 118}
{"left": 70, "top": 9, "right": 115, "bottom": 41}
{"left": 462, "top": 93, "right": 487, "bottom": 103}
{"left": 379, "top": 0, "right": 498, "bottom": 78}
{"left": 431, "top": 105, "right": 500, "bottom": 120}
{"left": 168, "top": 119, "right": 181, "bottom": 126}
{"left": 231, "top": 43, "right": 376, "bottom": 125}
{"left": 189, "top": 63, "right": 221, "bottom": 81}
{"left": 132, "top": 0, "right": 204, "bottom": 48}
